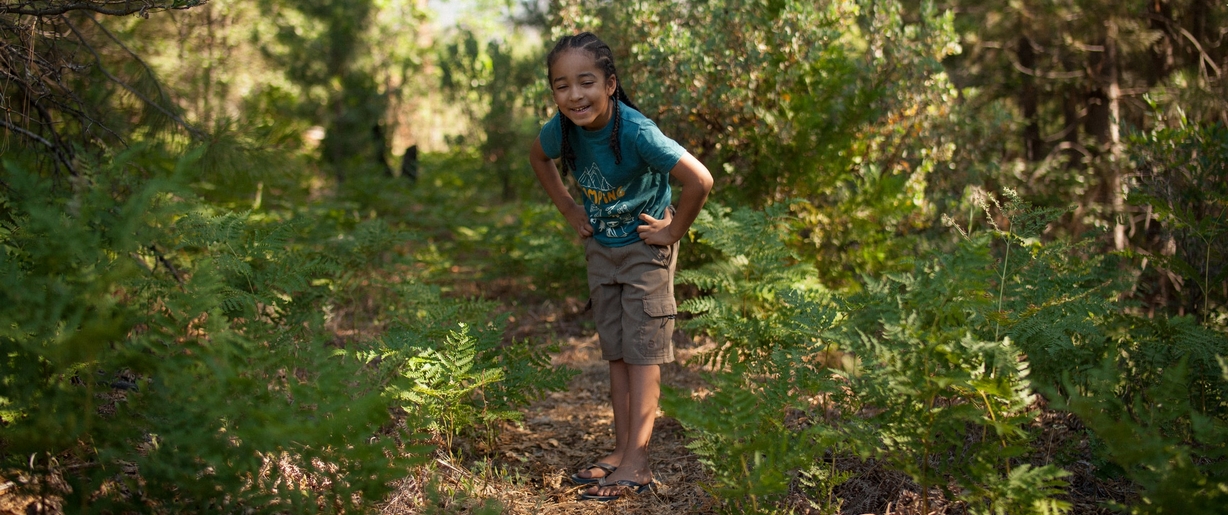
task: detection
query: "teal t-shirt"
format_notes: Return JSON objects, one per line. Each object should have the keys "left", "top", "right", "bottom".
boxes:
{"left": 538, "top": 102, "right": 685, "bottom": 247}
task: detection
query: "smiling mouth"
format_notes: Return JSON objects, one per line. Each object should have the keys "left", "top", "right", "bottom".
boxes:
{"left": 570, "top": 106, "right": 591, "bottom": 115}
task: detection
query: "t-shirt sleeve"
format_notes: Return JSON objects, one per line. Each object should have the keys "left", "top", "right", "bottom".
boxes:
{"left": 635, "top": 121, "right": 685, "bottom": 174}
{"left": 537, "top": 113, "right": 563, "bottom": 159}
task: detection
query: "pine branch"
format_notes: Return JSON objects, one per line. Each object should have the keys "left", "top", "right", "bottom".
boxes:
{"left": 0, "top": 118, "right": 76, "bottom": 175}
{"left": 60, "top": 15, "right": 205, "bottom": 140}
{"left": 0, "top": 1, "right": 204, "bottom": 17}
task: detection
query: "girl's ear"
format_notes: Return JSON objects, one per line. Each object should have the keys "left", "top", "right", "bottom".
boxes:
{"left": 605, "top": 74, "right": 618, "bottom": 97}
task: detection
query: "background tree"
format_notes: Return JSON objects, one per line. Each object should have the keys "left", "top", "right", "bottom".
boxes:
{"left": 939, "top": 0, "right": 1227, "bottom": 315}
{"left": 437, "top": 24, "right": 542, "bottom": 202}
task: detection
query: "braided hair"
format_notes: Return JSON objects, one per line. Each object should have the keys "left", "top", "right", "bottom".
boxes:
{"left": 546, "top": 32, "right": 640, "bottom": 176}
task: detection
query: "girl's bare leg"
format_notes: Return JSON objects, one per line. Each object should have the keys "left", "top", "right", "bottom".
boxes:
{"left": 577, "top": 359, "right": 631, "bottom": 480}
{"left": 587, "top": 361, "right": 659, "bottom": 496}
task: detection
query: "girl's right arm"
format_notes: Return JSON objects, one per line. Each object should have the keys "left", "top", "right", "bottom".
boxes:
{"left": 530, "top": 136, "right": 594, "bottom": 238}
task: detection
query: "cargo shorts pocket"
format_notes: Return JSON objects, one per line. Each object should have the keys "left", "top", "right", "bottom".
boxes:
{"left": 643, "top": 294, "right": 676, "bottom": 319}
{"left": 639, "top": 293, "right": 676, "bottom": 355}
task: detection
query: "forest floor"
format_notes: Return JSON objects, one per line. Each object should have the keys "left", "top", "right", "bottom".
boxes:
{"left": 375, "top": 290, "right": 981, "bottom": 515}
{"left": 0, "top": 287, "right": 1127, "bottom": 514}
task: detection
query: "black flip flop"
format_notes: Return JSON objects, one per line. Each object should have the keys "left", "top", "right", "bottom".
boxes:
{"left": 569, "top": 462, "right": 617, "bottom": 485}
{"left": 579, "top": 479, "right": 656, "bottom": 501}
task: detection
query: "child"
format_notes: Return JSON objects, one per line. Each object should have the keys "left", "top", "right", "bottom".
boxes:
{"left": 528, "top": 32, "right": 713, "bottom": 501}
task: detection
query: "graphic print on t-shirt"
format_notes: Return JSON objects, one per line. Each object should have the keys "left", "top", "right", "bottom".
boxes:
{"left": 576, "top": 162, "right": 633, "bottom": 238}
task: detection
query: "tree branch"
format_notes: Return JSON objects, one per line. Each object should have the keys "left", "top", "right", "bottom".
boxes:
{"left": 1009, "top": 58, "right": 1085, "bottom": 80}
{"left": 0, "top": 67, "right": 78, "bottom": 161}
{"left": 0, "top": 117, "right": 77, "bottom": 175}
{"left": 1, "top": 1, "right": 203, "bottom": 18}
{"left": 61, "top": 15, "right": 205, "bottom": 140}
{"left": 1144, "top": 12, "right": 1223, "bottom": 80}
{"left": 3, "top": 33, "right": 131, "bottom": 147}
{"left": 1176, "top": 26, "right": 1223, "bottom": 79}
{"left": 85, "top": 12, "right": 201, "bottom": 137}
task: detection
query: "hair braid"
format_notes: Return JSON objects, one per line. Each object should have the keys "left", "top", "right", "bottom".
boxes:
{"left": 559, "top": 114, "right": 577, "bottom": 176}
{"left": 609, "top": 91, "right": 623, "bottom": 165}
{"left": 546, "top": 32, "right": 641, "bottom": 174}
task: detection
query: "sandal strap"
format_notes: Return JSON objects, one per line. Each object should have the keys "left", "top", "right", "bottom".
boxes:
{"left": 580, "top": 462, "right": 617, "bottom": 475}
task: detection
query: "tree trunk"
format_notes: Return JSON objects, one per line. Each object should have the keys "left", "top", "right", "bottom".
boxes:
{"left": 1086, "top": 20, "right": 1128, "bottom": 250}
{"left": 1147, "top": 0, "right": 1174, "bottom": 87}
{"left": 1018, "top": 35, "right": 1042, "bottom": 162}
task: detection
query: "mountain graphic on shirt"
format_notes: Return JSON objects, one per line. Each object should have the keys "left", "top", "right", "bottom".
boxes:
{"left": 576, "top": 162, "right": 614, "bottom": 192}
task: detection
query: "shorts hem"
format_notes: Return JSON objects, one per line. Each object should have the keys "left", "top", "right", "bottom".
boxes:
{"left": 607, "top": 355, "right": 675, "bottom": 366}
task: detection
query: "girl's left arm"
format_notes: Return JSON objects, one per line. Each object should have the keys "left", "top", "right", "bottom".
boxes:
{"left": 638, "top": 152, "right": 713, "bottom": 246}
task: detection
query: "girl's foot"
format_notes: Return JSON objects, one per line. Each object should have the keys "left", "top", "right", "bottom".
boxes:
{"left": 583, "top": 457, "right": 652, "bottom": 498}
{"left": 579, "top": 479, "right": 656, "bottom": 501}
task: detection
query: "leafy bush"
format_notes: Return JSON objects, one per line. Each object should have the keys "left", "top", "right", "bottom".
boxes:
{"left": 0, "top": 141, "right": 573, "bottom": 512}
{"left": 1129, "top": 121, "right": 1228, "bottom": 323}
{"left": 668, "top": 195, "right": 1228, "bottom": 514}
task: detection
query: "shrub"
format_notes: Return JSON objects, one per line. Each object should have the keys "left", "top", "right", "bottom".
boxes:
{"left": 0, "top": 142, "right": 574, "bottom": 512}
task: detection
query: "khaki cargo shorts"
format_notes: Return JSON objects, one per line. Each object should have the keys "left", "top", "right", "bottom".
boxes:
{"left": 583, "top": 235, "right": 678, "bottom": 365}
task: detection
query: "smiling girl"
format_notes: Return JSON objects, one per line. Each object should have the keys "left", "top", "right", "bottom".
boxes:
{"left": 528, "top": 32, "right": 713, "bottom": 502}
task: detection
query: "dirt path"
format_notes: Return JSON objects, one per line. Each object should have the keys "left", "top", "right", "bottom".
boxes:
{"left": 379, "top": 297, "right": 720, "bottom": 514}
{"left": 486, "top": 335, "right": 716, "bottom": 513}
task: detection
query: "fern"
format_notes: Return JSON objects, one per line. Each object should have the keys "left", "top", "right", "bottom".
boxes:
{"left": 0, "top": 151, "right": 422, "bottom": 512}
{"left": 372, "top": 282, "right": 576, "bottom": 449}
{"left": 665, "top": 204, "right": 848, "bottom": 511}
{"left": 1057, "top": 355, "right": 1228, "bottom": 513}
{"left": 669, "top": 200, "right": 1078, "bottom": 513}
{"left": 678, "top": 203, "right": 824, "bottom": 370}
{"left": 391, "top": 324, "right": 508, "bottom": 444}
{"left": 833, "top": 235, "right": 1064, "bottom": 514}
{"left": 0, "top": 141, "right": 580, "bottom": 512}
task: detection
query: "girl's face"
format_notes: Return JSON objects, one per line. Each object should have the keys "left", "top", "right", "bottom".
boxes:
{"left": 550, "top": 49, "right": 617, "bottom": 131}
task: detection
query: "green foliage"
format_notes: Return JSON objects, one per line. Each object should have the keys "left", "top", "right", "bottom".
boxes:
{"left": 665, "top": 204, "right": 847, "bottom": 511}
{"left": 1129, "top": 121, "right": 1228, "bottom": 324}
{"left": 476, "top": 202, "right": 588, "bottom": 297}
{"left": 672, "top": 190, "right": 1228, "bottom": 513}
{"left": 0, "top": 136, "right": 575, "bottom": 511}
{"left": 246, "top": 0, "right": 428, "bottom": 180}
{"left": 836, "top": 226, "right": 1071, "bottom": 514}
{"left": 677, "top": 203, "right": 825, "bottom": 368}
{"left": 388, "top": 323, "right": 512, "bottom": 445}
{"left": 957, "top": 189, "right": 1124, "bottom": 391}
{"left": 671, "top": 202, "right": 1070, "bottom": 512}
{"left": 437, "top": 28, "right": 542, "bottom": 201}
{"left": 1059, "top": 356, "right": 1228, "bottom": 513}
{"left": 377, "top": 309, "right": 576, "bottom": 448}
{"left": 0, "top": 149, "right": 413, "bottom": 512}
{"left": 973, "top": 464, "right": 1071, "bottom": 515}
